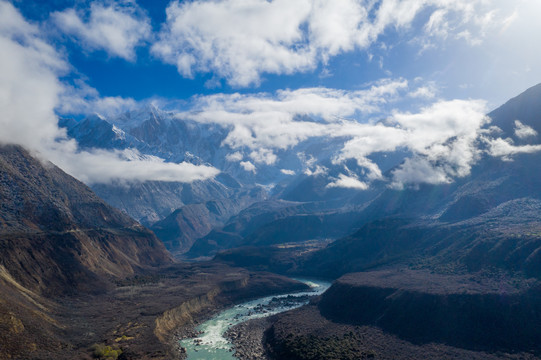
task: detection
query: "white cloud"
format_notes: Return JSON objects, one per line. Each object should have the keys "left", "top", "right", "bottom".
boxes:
{"left": 298, "top": 152, "right": 328, "bottom": 176}
{"left": 333, "top": 99, "right": 489, "bottom": 186}
{"left": 281, "top": 169, "right": 296, "bottom": 175}
{"left": 304, "top": 165, "right": 328, "bottom": 177}
{"left": 225, "top": 151, "right": 243, "bottom": 162}
{"left": 179, "top": 79, "right": 408, "bottom": 152}
{"left": 57, "top": 81, "right": 137, "bottom": 117}
{"left": 52, "top": 2, "right": 151, "bottom": 61}
{"left": 0, "top": 2, "right": 218, "bottom": 185}
{"left": 152, "top": 0, "right": 314, "bottom": 87}
{"left": 49, "top": 147, "right": 219, "bottom": 184}
{"left": 240, "top": 161, "right": 256, "bottom": 172}
{"left": 327, "top": 173, "right": 368, "bottom": 190}
{"left": 485, "top": 137, "right": 541, "bottom": 160}
{"left": 152, "top": 0, "right": 508, "bottom": 86}
{"left": 390, "top": 156, "right": 450, "bottom": 189}
{"left": 409, "top": 84, "right": 437, "bottom": 99}
{"left": 175, "top": 81, "right": 491, "bottom": 187}
{"left": 514, "top": 120, "right": 537, "bottom": 139}
{"left": 4, "top": 1, "right": 533, "bottom": 190}
{"left": 389, "top": 100, "right": 489, "bottom": 186}
{"left": 249, "top": 148, "right": 278, "bottom": 165}
{"left": 0, "top": 1, "right": 67, "bottom": 151}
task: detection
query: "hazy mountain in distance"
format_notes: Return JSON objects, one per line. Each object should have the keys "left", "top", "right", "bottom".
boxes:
{"left": 215, "top": 83, "right": 541, "bottom": 279}
{"left": 59, "top": 105, "right": 396, "bottom": 255}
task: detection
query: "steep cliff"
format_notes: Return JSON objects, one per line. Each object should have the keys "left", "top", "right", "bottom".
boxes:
{"left": 318, "top": 270, "right": 541, "bottom": 352}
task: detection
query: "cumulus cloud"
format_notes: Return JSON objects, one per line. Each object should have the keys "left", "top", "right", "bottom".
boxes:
{"left": 0, "top": 1, "right": 67, "bottom": 151}
{"left": 390, "top": 156, "right": 450, "bottom": 189}
{"left": 4, "top": 1, "right": 535, "bottom": 190}
{"left": 409, "top": 83, "right": 437, "bottom": 99}
{"left": 180, "top": 78, "right": 408, "bottom": 153}
{"left": 172, "top": 82, "right": 541, "bottom": 187}
{"left": 57, "top": 80, "right": 138, "bottom": 117}
{"left": 240, "top": 161, "right": 256, "bottom": 172}
{"left": 249, "top": 148, "right": 278, "bottom": 165}
{"left": 304, "top": 165, "right": 328, "bottom": 177}
{"left": 0, "top": 2, "right": 218, "bottom": 184}
{"left": 281, "top": 169, "right": 296, "bottom": 176}
{"left": 485, "top": 138, "right": 541, "bottom": 160}
{"left": 514, "top": 120, "right": 538, "bottom": 139}
{"left": 225, "top": 151, "right": 243, "bottom": 162}
{"left": 152, "top": 0, "right": 509, "bottom": 86}
{"left": 52, "top": 1, "right": 151, "bottom": 61}
{"left": 327, "top": 174, "right": 368, "bottom": 190}
{"left": 333, "top": 99, "right": 489, "bottom": 185}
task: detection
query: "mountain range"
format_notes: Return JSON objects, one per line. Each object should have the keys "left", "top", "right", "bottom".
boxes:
{"left": 60, "top": 83, "right": 541, "bottom": 266}
{"left": 220, "top": 84, "right": 541, "bottom": 360}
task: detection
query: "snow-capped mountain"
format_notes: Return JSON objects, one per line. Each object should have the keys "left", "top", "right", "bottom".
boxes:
{"left": 59, "top": 105, "right": 384, "bottom": 253}
{"left": 61, "top": 104, "right": 387, "bottom": 197}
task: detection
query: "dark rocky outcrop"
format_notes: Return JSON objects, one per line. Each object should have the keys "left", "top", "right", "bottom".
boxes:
{"left": 265, "top": 304, "right": 537, "bottom": 360}
{"left": 317, "top": 270, "right": 541, "bottom": 353}
{"left": 264, "top": 271, "right": 541, "bottom": 360}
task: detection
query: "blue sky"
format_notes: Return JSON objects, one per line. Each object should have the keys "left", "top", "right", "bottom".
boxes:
{"left": 2, "top": 0, "right": 541, "bottom": 186}
{"left": 10, "top": 0, "right": 541, "bottom": 108}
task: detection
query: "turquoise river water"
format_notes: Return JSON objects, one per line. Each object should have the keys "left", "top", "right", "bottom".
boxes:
{"left": 179, "top": 278, "right": 331, "bottom": 359}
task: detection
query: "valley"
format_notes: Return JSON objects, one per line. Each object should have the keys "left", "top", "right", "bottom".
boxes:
{"left": 0, "top": 144, "right": 307, "bottom": 359}
{"left": 59, "top": 83, "right": 541, "bottom": 359}
{"left": 3, "top": 1, "right": 541, "bottom": 359}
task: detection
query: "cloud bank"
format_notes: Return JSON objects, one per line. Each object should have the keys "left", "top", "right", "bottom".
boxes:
{"left": 0, "top": 1, "right": 218, "bottom": 184}
{"left": 174, "top": 85, "right": 531, "bottom": 189}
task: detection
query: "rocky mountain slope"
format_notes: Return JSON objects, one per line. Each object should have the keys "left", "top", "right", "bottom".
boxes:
{"left": 299, "top": 84, "right": 541, "bottom": 278}
{"left": 220, "top": 84, "right": 541, "bottom": 360}
{"left": 60, "top": 84, "right": 541, "bottom": 268}
{"left": 150, "top": 186, "right": 266, "bottom": 254}
{"left": 0, "top": 144, "right": 172, "bottom": 295}
{"left": 0, "top": 144, "right": 173, "bottom": 358}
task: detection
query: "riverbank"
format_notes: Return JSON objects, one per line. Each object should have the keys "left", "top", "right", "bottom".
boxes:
{"left": 226, "top": 317, "right": 273, "bottom": 360}
{"left": 177, "top": 278, "right": 330, "bottom": 359}
{"left": 14, "top": 262, "right": 307, "bottom": 360}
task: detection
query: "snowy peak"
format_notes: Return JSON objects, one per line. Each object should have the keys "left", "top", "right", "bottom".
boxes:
{"left": 111, "top": 104, "right": 172, "bottom": 130}
{"left": 59, "top": 113, "right": 141, "bottom": 150}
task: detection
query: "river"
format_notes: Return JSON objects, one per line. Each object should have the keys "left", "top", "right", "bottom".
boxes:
{"left": 179, "top": 278, "right": 331, "bottom": 359}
